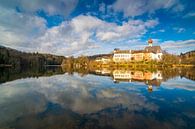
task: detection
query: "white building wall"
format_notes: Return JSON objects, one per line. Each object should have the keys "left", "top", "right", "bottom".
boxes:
{"left": 157, "top": 53, "right": 163, "bottom": 60}
{"left": 113, "top": 53, "right": 132, "bottom": 62}
{"left": 151, "top": 53, "right": 163, "bottom": 61}
{"left": 113, "top": 52, "right": 163, "bottom": 62}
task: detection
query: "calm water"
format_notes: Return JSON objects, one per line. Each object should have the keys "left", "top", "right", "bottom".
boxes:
{"left": 0, "top": 67, "right": 195, "bottom": 129}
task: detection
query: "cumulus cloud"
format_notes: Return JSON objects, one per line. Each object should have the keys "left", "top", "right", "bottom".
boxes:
{"left": 32, "top": 20, "right": 98, "bottom": 55}
{"left": 0, "top": 0, "right": 160, "bottom": 56}
{"left": 173, "top": 27, "right": 185, "bottom": 33}
{"left": 99, "top": 3, "right": 106, "bottom": 13}
{"left": 183, "top": 12, "right": 195, "bottom": 18}
{"left": 159, "top": 29, "right": 165, "bottom": 32}
{"left": 112, "top": 0, "right": 184, "bottom": 17}
{"left": 161, "top": 39, "right": 195, "bottom": 54}
{"left": 0, "top": 0, "right": 78, "bottom": 16}
{"left": 151, "top": 29, "right": 165, "bottom": 34}
{"left": 34, "top": 15, "right": 158, "bottom": 55}
{"left": 0, "top": 9, "right": 158, "bottom": 55}
{"left": 0, "top": 6, "right": 46, "bottom": 50}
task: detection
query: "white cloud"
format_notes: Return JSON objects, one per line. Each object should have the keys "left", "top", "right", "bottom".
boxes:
{"left": 112, "top": 0, "right": 184, "bottom": 17}
{"left": 173, "top": 27, "right": 185, "bottom": 33}
{"left": 151, "top": 29, "right": 165, "bottom": 34}
{"left": 99, "top": 3, "right": 106, "bottom": 13}
{"left": 0, "top": 13, "right": 155, "bottom": 55}
{"left": 35, "top": 15, "right": 158, "bottom": 55}
{"left": 0, "top": 9, "right": 158, "bottom": 56}
{"left": 159, "top": 29, "right": 165, "bottom": 32}
{"left": 96, "top": 32, "right": 120, "bottom": 41}
{"left": 161, "top": 39, "right": 195, "bottom": 54}
{"left": 32, "top": 20, "right": 98, "bottom": 55}
{"left": 183, "top": 12, "right": 195, "bottom": 18}
{"left": 0, "top": 6, "right": 46, "bottom": 49}
{"left": 0, "top": 0, "right": 78, "bottom": 16}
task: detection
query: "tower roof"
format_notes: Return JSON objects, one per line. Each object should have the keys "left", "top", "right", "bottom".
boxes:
{"left": 148, "top": 39, "right": 153, "bottom": 44}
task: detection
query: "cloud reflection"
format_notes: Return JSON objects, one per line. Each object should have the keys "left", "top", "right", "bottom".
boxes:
{"left": 0, "top": 73, "right": 194, "bottom": 129}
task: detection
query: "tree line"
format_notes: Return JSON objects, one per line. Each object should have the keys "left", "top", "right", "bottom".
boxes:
{"left": 0, "top": 46, "right": 65, "bottom": 68}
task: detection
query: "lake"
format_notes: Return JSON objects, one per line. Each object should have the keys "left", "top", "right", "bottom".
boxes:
{"left": 0, "top": 67, "right": 195, "bottom": 129}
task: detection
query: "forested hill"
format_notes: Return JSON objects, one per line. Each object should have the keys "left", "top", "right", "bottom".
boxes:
{"left": 181, "top": 50, "right": 195, "bottom": 57}
{"left": 180, "top": 50, "right": 195, "bottom": 64}
{"left": 88, "top": 54, "right": 113, "bottom": 60}
{"left": 0, "top": 46, "right": 65, "bottom": 68}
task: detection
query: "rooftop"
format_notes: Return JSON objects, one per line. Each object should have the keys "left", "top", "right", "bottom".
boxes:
{"left": 114, "top": 46, "right": 162, "bottom": 54}
{"left": 145, "top": 46, "right": 162, "bottom": 53}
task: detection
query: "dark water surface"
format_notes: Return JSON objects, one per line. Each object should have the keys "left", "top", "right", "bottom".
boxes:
{"left": 0, "top": 67, "right": 195, "bottom": 129}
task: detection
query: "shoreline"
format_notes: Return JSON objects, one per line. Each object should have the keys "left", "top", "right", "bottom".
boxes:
{"left": 0, "top": 64, "right": 12, "bottom": 67}
{"left": 87, "top": 62, "right": 195, "bottom": 68}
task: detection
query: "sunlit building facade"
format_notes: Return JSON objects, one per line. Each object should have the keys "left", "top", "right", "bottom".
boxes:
{"left": 113, "top": 39, "right": 163, "bottom": 62}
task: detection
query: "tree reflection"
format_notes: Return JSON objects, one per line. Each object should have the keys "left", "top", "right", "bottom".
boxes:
{"left": 1, "top": 66, "right": 195, "bottom": 88}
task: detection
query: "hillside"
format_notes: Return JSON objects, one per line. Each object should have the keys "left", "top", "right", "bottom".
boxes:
{"left": 87, "top": 53, "right": 113, "bottom": 60}
{"left": 180, "top": 50, "right": 195, "bottom": 64}
{"left": 0, "top": 46, "right": 65, "bottom": 68}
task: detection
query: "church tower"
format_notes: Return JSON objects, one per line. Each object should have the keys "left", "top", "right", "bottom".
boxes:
{"left": 148, "top": 38, "right": 153, "bottom": 47}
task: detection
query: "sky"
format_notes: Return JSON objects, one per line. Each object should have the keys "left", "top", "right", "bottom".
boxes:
{"left": 0, "top": 0, "right": 195, "bottom": 56}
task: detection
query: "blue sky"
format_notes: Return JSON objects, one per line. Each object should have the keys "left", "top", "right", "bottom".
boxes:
{"left": 0, "top": 0, "right": 194, "bottom": 56}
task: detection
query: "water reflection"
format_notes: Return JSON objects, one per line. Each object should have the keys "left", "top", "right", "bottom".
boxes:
{"left": 0, "top": 67, "right": 195, "bottom": 129}
{"left": 112, "top": 70, "right": 162, "bottom": 92}
{"left": 78, "top": 67, "right": 195, "bottom": 92}
{"left": 0, "top": 66, "right": 63, "bottom": 84}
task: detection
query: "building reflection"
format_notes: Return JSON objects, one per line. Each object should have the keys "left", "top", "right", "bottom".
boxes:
{"left": 94, "top": 69, "right": 163, "bottom": 92}
{"left": 112, "top": 70, "right": 162, "bottom": 92}
{"left": 95, "top": 68, "right": 111, "bottom": 76}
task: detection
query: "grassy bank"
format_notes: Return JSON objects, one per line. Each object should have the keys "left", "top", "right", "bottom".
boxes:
{"left": 88, "top": 60, "right": 195, "bottom": 69}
